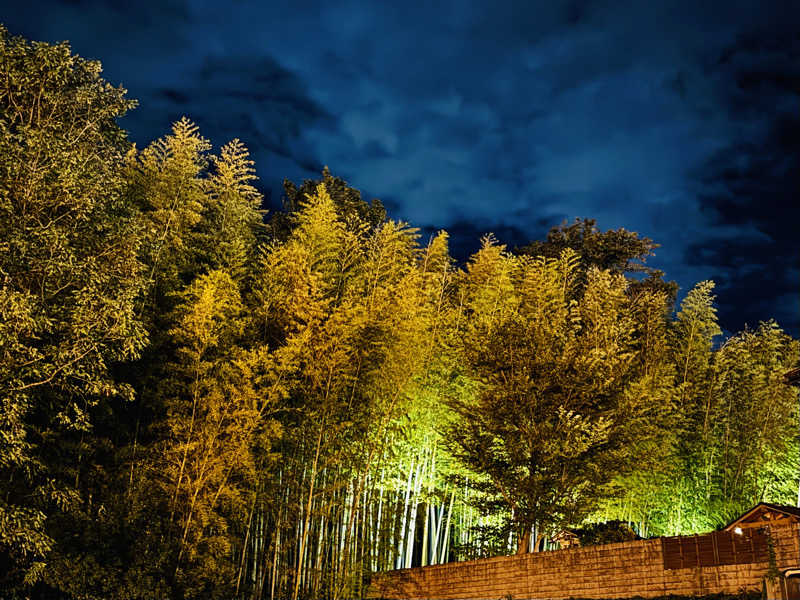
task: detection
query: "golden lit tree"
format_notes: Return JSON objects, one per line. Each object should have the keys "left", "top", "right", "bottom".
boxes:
{"left": 154, "top": 270, "right": 280, "bottom": 598}
{"left": 450, "top": 238, "right": 673, "bottom": 552}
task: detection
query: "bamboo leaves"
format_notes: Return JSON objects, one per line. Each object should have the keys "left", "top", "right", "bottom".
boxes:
{"left": 450, "top": 240, "right": 675, "bottom": 552}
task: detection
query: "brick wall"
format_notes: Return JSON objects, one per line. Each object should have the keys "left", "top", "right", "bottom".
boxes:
{"left": 368, "top": 523, "right": 800, "bottom": 600}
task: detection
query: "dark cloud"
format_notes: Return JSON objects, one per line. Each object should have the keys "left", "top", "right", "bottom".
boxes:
{"left": 686, "top": 29, "right": 800, "bottom": 335}
{"left": 4, "top": 1, "right": 330, "bottom": 210}
{"left": 158, "top": 88, "right": 190, "bottom": 104}
{"left": 422, "top": 219, "right": 557, "bottom": 264}
{"left": 122, "top": 52, "right": 331, "bottom": 210}
{"left": 2, "top": 0, "right": 799, "bottom": 336}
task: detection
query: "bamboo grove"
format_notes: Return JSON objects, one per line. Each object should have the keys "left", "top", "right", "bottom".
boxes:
{"left": 1, "top": 28, "right": 798, "bottom": 600}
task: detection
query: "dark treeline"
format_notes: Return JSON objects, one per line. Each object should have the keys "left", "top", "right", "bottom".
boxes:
{"left": 1, "top": 28, "right": 798, "bottom": 600}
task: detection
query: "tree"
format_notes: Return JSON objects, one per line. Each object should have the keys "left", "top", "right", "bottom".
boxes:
{"left": 516, "top": 218, "right": 678, "bottom": 302}
{"left": 594, "top": 285, "right": 677, "bottom": 538}
{"left": 450, "top": 238, "right": 670, "bottom": 552}
{"left": 710, "top": 322, "right": 799, "bottom": 517}
{"left": 516, "top": 218, "right": 654, "bottom": 273}
{"left": 110, "top": 123, "right": 269, "bottom": 598}
{"left": 248, "top": 182, "right": 448, "bottom": 598}
{"left": 269, "top": 166, "right": 386, "bottom": 242}
{"left": 665, "top": 281, "right": 723, "bottom": 533}
{"left": 150, "top": 270, "right": 278, "bottom": 598}
{"left": 195, "top": 139, "right": 264, "bottom": 280}
{"left": 0, "top": 27, "right": 146, "bottom": 590}
{"left": 127, "top": 117, "right": 211, "bottom": 314}
{"left": 576, "top": 521, "right": 639, "bottom": 546}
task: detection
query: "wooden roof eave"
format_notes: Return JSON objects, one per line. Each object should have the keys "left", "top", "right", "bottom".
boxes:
{"left": 723, "top": 503, "right": 800, "bottom": 531}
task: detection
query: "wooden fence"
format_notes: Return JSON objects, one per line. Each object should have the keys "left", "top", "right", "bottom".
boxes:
{"left": 662, "top": 528, "right": 769, "bottom": 569}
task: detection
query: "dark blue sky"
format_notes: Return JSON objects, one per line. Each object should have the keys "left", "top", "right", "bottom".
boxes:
{"left": 6, "top": 0, "right": 799, "bottom": 337}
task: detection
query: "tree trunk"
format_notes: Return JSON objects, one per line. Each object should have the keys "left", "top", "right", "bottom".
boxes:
{"left": 516, "top": 528, "right": 531, "bottom": 554}
{"left": 438, "top": 490, "right": 454, "bottom": 564}
{"left": 292, "top": 424, "right": 323, "bottom": 600}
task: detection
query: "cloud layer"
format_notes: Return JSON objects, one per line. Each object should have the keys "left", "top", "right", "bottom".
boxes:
{"left": 6, "top": 0, "right": 799, "bottom": 336}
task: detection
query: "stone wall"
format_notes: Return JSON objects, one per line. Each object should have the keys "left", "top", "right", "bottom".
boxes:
{"left": 368, "top": 523, "right": 800, "bottom": 600}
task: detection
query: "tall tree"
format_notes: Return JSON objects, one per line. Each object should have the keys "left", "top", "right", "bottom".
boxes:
{"left": 269, "top": 166, "right": 386, "bottom": 243}
{"left": 516, "top": 218, "right": 678, "bottom": 302}
{"left": 127, "top": 117, "right": 211, "bottom": 314}
{"left": 595, "top": 286, "right": 678, "bottom": 537}
{"left": 0, "top": 28, "right": 146, "bottom": 590}
{"left": 250, "top": 182, "right": 439, "bottom": 599}
{"left": 196, "top": 140, "right": 264, "bottom": 279}
{"left": 450, "top": 238, "right": 671, "bottom": 552}
{"left": 664, "top": 280, "right": 722, "bottom": 533}
{"left": 149, "top": 270, "right": 277, "bottom": 598}
{"left": 711, "top": 322, "right": 799, "bottom": 516}
{"left": 122, "top": 125, "right": 269, "bottom": 599}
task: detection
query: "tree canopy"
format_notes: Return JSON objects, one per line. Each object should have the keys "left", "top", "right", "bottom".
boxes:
{"left": 450, "top": 239, "right": 675, "bottom": 551}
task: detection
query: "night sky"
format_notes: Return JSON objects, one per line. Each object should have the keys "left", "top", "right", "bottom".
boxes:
{"left": 5, "top": 1, "right": 799, "bottom": 337}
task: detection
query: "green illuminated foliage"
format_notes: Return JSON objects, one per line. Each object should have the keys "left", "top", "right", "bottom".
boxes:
{"left": 450, "top": 237, "right": 678, "bottom": 552}
{"left": 599, "top": 289, "right": 799, "bottom": 538}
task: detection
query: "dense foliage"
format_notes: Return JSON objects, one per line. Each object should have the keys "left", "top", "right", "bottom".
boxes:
{"left": 0, "top": 29, "right": 798, "bottom": 599}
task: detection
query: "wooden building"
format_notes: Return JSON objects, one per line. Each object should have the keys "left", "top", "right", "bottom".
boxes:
{"left": 723, "top": 502, "right": 800, "bottom": 533}
{"left": 551, "top": 528, "right": 580, "bottom": 549}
